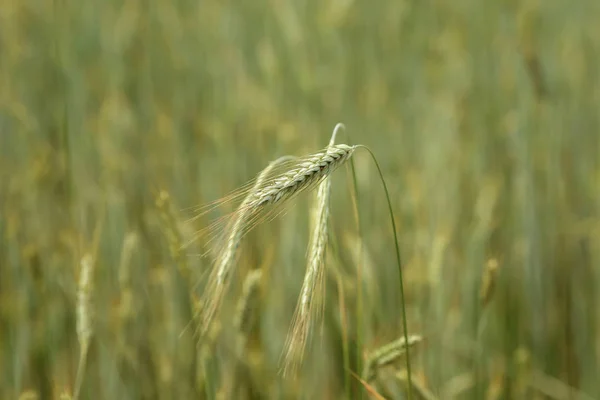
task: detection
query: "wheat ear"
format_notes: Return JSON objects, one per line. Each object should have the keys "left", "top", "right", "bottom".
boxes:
{"left": 222, "top": 269, "right": 264, "bottom": 398}
{"left": 281, "top": 124, "right": 346, "bottom": 375}
{"left": 195, "top": 155, "right": 291, "bottom": 336}
{"left": 233, "top": 268, "right": 263, "bottom": 354}
{"left": 362, "top": 334, "right": 422, "bottom": 383}
{"left": 196, "top": 144, "right": 356, "bottom": 339}
{"left": 74, "top": 254, "right": 95, "bottom": 400}
{"left": 479, "top": 258, "right": 499, "bottom": 309}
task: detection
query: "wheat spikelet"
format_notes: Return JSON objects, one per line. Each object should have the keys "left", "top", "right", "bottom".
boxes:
{"left": 118, "top": 232, "right": 138, "bottom": 321}
{"left": 196, "top": 144, "right": 356, "bottom": 339}
{"left": 246, "top": 144, "right": 355, "bottom": 211}
{"left": 281, "top": 124, "right": 346, "bottom": 375}
{"left": 233, "top": 268, "right": 263, "bottom": 353}
{"left": 76, "top": 253, "right": 95, "bottom": 352}
{"left": 156, "top": 190, "right": 190, "bottom": 280}
{"left": 362, "top": 334, "right": 422, "bottom": 383}
{"left": 195, "top": 155, "right": 291, "bottom": 337}
{"left": 479, "top": 258, "right": 499, "bottom": 308}
{"left": 281, "top": 182, "right": 329, "bottom": 372}
{"left": 221, "top": 269, "right": 264, "bottom": 398}
{"left": 75, "top": 253, "right": 95, "bottom": 400}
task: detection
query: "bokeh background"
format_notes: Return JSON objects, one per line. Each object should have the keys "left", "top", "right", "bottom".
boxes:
{"left": 1, "top": 0, "right": 599, "bottom": 399}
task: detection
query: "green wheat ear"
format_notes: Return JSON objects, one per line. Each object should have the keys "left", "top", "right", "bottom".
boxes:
{"left": 281, "top": 123, "right": 345, "bottom": 377}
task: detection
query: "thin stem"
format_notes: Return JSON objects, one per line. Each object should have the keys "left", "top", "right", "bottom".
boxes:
{"left": 73, "top": 341, "right": 89, "bottom": 400}
{"left": 357, "top": 145, "right": 412, "bottom": 400}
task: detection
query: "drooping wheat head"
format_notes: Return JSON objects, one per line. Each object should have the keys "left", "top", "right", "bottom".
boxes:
{"left": 194, "top": 144, "right": 356, "bottom": 339}
{"left": 281, "top": 124, "right": 346, "bottom": 375}
{"left": 194, "top": 155, "right": 292, "bottom": 337}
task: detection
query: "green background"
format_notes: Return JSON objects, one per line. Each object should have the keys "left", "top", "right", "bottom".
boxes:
{"left": 1, "top": 0, "right": 599, "bottom": 398}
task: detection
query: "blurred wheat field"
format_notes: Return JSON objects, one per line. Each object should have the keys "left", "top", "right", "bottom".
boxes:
{"left": 1, "top": 0, "right": 600, "bottom": 399}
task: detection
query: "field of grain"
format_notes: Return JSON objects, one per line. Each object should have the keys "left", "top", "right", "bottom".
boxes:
{"left": 1, "top": 0, "right": 599, "bottom": 399}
